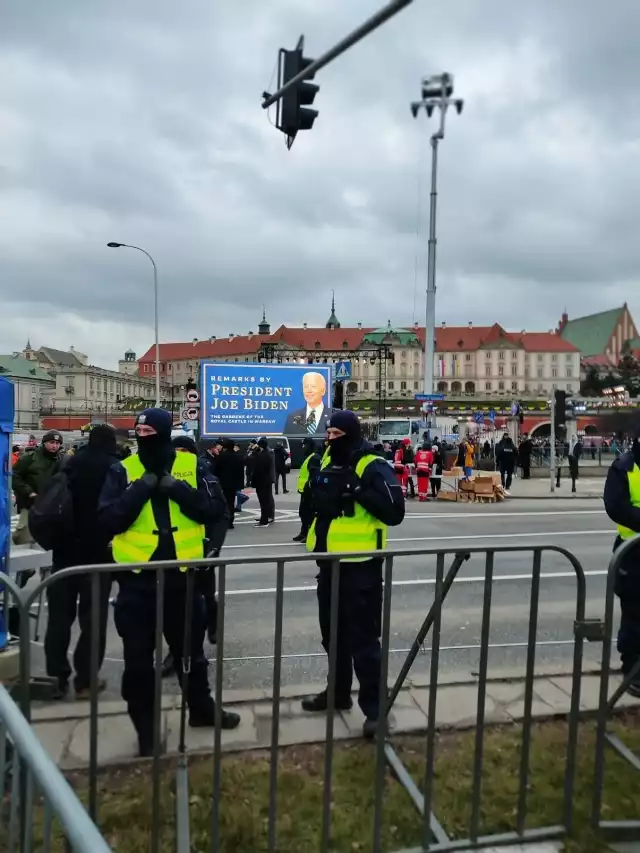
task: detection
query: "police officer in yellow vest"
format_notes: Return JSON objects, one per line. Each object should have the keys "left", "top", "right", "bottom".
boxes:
{"left": 301, "top": 410, "right": 405, "bottom": 737}
{"left": 99, "top": 408, "right": 240, "bottom": 755}
{"left": 604, "top": 424, "right": 640, "bottom": 697}
{"left": 292, "top": 437, "right": 322, "bottom": 543}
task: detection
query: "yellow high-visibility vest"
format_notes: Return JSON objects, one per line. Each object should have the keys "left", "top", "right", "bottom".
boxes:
{"left": 112, "top": 452, "right": 205, "bottom": 570}
{"left": 617, "top": 463, "right": 640, "bottom": 540}
{"left": 297, "top": 453, "right": 314, "bottom": 494}
{"left": 306, "top": 453, "right": 387, "bottom": 562}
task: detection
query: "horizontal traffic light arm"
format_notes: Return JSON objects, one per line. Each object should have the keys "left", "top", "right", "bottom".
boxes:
{"left": 261, "top": 0, "right": 413, "bottom": 108}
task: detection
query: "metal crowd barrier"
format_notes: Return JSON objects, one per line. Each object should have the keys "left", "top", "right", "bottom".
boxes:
{"left": 592, "top": 533, "right": 640, "bottom": 841}
{"left": 0, "top": 682, "right": 112, "bottom": 852}
{"left": 0, "top": 541, "right": 620, "bottom": 853}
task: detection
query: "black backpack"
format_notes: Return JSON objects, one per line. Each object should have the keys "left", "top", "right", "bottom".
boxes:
{"left": 28, "top": 471, "right": 74, "bottom": 551}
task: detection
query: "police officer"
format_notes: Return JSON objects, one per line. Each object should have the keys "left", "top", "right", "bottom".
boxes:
{"left": 292, "top": 437, "right": 322, "bottom": 543}
{"left": 604, "top": 423, "right": 640, "bottom": 697}
{"left": 99, "top": 408, "right": 240, "bottom": 756}
{"left": 301, "top": 410, "right": 405, "bottom": 737}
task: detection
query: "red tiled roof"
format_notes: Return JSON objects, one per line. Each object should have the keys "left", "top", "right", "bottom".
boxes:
{"left": 581, "top": 354, "right": 617, "bottom": 368}
{"left": 139, "top": 323, "right": 580, "bottom": 365}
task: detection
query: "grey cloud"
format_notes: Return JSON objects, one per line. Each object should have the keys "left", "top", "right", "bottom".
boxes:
{"left": 1, "top": 0, "right": 639, "bottom": 367}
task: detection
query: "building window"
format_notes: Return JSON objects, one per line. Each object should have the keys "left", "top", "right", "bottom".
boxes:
{"left": 567, "top": 385, "right": 573, "bottom": 393}
{"left": 401, "top": 351, "right": 406, "bottom": 358}
{"left": 537, "top": 368, "right": 543, "bottom": 378}
{"left": 144, "top": 364, "right": 149, "bottom": 373}
{"left": 363, "top": 381, "right": 369, "bottom": 390}
{"left": 511, "top": 381, "right": 518, "bottom": 391}
{"left": 465, "top": 353, "right": 471, "bottom": 361}
{"left": 388, "top": 382, "right": 394, "bottom": 390}
{"left": 524, "top": 368, "right": 529, "bottom": 378}
{"left": 413, "top": 381, "right": 419, "bottom": 390}
{"left": 511, "top": 365, "right": 517, "bottom": 376}
{"left": 524, "top": 384, "right": 530, "bottom": 392}
{"left": 400, "top": 381, "right": 407, "bottom": 390}
{"left": 498, "top": 366, "right": 504, "bottom": 376}
{"left": 552, "top": 368, "right": 558, "bottom": 378}
{"left": 485, "top": 365, "right": 491, "bottom": 376}
{"left": 511, "top": 351, "right": 518, "bottom": 359}
{"left": 537, "top": 354, "right": 543, "bottom": 362}
{"left": 485, "top": 381, "right": 492, "bottom": 390}
{"left": 498, "top": 381, "right": 505, "bottom": 390}
{"left": 566, "top": 367, "right": 572, "bottom": 377}
{"left": 499, "top": 351, "right": 505, "bottom": 360}
{"left": 565, "top": 353, "right": 572, "bottom": 362}
{"left": 485, "top": 351, "right": 491, "bottom": 359}
{"left": 551, "top": 354, "right": 558, "bottom": 362}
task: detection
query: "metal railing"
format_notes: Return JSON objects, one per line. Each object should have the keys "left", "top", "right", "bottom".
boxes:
{"left": 0, "top": 682, "right": 112, "bottom": 852}
{"left": 592, "top": 534, "right": 640, "bottom": 841}
{"left": 0, "top": 542, "right": 599, "bottom": 852}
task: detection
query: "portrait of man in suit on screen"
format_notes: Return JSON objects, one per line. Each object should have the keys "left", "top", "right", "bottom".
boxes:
{"left": 283, "top": 371, "right": 333, "bottom": 435}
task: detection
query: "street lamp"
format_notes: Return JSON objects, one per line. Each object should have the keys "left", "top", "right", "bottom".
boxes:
{"left": 411, "top": 72, "right": 464, "bottom": 424}
{"left": 107, "top": 242, "right": 161, "bottom": 408}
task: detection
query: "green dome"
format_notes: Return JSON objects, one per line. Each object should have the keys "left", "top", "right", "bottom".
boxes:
{"left": 362, "top": 322, "right": 420, "bottom": 346}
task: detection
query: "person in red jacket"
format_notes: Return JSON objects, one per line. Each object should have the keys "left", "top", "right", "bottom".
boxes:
{"left": 415, "top": 442, "right": 433, "bottom": 501}
{"left": 393, "top": 441, "right": 409, "bottom": 496}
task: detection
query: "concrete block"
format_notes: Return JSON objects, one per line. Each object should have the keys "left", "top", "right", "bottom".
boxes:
{"left": 222, "top": 687, "right": 269, "bottom": 705}
{"left": 253, "top": 700, "right": 293, "bottom": 719}
{"left": 487, "top": 679, "right": 573, "bottom": 721}
{"left": 276, "top": 712, "right": 349, "bottom": 747}
{"left": 32, "top": 721, "right": 76, "bottom": 764}
{"left": 165, "top": 708, "right": 258, "bottom": 754}
{"left": 550, "top": 674, "right": 640, "bottom": 712}
{"left": 411, "top": 684, "right": 509, "bottom": 728}
{"left": 341, "top": 691, "right": 427, "bottom": 737}
{"left": 65, "top": 715, "right": 139, "bottom": 767}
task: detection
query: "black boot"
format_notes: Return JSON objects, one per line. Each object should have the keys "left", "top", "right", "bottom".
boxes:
{"left": 301, "top": 691, "right": 352, "bottom": 712}
{"left": 188, "top": 701, "right": 241, "bottom": 730}
{"left": 292, "top": 531, "right": 306, "bottom": 542}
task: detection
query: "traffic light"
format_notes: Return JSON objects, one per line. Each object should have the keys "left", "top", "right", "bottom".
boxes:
{"left": 554, "top": 389, "right": 566, "bottom": 431}
{"left": 278, "top": 37, "right": 318, "bottom": 148}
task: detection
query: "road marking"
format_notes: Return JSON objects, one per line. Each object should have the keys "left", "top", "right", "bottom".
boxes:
{"left": 234, "top": 509, "right": 606, "bottom": 526}
{"left": 223, "top": 528, "right": 612, "bottom": 550}
{"left": 217, "top": 568, "right": 609, "bottom": 596}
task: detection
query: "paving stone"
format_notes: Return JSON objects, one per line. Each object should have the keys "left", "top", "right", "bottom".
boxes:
{"left": 165, "top": 708, "right": 259, "bottom": 754}
{"left": 549, "top": 674, "right": 640, "bottom": 712}
{"left": 222, "top": 687, "right": 269, "bottom": 704}
{"left": 341, "top": 691, "right": 427, "bottom": 737}
{"left": 253, "top": 700, "right": 293, "bottom": 719}
{"left": 487, "top": 679, "right": 573, "bottom": 720}
{"left": 276, "top": 711, "right": 349, "bottom": 746}
{"left": 65, "top": 715, "right": 140, "bottom": 767}
{"left": 32, "top": 721, "right": 76, "bottom": 764}
{"left": 411, "top": 684, "right": 509, "bottom": 728}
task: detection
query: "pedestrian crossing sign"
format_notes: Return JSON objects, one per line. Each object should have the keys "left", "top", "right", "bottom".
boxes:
{"left": 334, "top": 361, "right": 352, "bottom": 381}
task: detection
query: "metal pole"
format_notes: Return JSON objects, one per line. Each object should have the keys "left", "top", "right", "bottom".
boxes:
{"left": 152, "top": 257, "right": 160, "bottom": 408}
{"left": 261, "top": 0, "right": 413, "bottom": 108}
{"left": 550, "top": 388, "right": 556, "bottom": 493}
{"left": 424, "top": 135, "right": 438, "bottom": 402}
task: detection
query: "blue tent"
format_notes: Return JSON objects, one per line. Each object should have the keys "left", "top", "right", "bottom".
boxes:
{"left": 0, "top": 376, "right": 15, "bottom": 647}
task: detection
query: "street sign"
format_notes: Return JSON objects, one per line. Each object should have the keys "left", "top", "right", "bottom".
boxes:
{"left": 334, "top": 361, "right": 352, "bottom": 381}
{"left": 182, "top": 407, "right": 199, "bottom": 421}
{"left": 487, "top": 408, "right": 496, "bottom": 422}
{"left": 473, "top": 411, "right": 484, "bottom": 424}
{"left": 415, "top": 393, "right": 445, "bottom": 402}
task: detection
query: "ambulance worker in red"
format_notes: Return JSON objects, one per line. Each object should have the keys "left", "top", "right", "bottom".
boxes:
{"left": 415, "top": 442, "right": 434, "bottom": 501}
{"left": 393, "top": 441, "right": 409, "bottom": 496}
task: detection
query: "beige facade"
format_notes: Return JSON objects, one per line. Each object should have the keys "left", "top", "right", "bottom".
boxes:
{"left": 49, "top": 365, "right": 163, "bottom": 415}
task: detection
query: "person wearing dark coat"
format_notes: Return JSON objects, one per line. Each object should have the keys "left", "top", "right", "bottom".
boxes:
{"left": 603, "top": 425, "right": 640, "bottom": 697}
{"left": 45, "top": 425, "right": 118, "bottom": 699}
{"left": 213, "top": 439, "right": 245, "bottom": 529}
{"left": 99, "top": 408, "right": 239, "bottom": 755}
{"left": 251, "top": 437, "right": 276, "bottom": 527}
{"left": 518, "top": 434, "right": 533, "bottom": 480}
{"left": 12, "top": 430, "right": 62, "bottom": 544}
{"left": 496, "top": 433, "right": 517, "bottom": 491}
{"left": 273, "top": 442, "right": 290, "bottom": 495}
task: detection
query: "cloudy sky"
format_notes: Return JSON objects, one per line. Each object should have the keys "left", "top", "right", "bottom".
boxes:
{"left": 2, "top": 0, "right": 639, "bottom": 368}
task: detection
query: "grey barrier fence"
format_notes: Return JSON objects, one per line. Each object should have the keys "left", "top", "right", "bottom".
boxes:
{"left": 0, "top": 540, "right": 628, "bottom": 853}
{"left": 592, "top": 533, "right": 640, "bottom": 842}
{"left": 0, "top": 681, "right": 112, "bottom": 853}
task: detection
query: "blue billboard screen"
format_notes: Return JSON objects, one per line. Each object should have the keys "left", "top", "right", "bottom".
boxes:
{"left": 200, "top": 361, "right": 334, "bottom": 437}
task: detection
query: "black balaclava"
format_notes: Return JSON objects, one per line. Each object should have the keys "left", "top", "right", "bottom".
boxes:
{"left": 327, "top": 411, "right": 362, "bottom": 465}
{"left": 136, "top": 408, "right": 174, "bottom": 474}
{"left": 88, "top": 425, "right": 117, "bottom": 455}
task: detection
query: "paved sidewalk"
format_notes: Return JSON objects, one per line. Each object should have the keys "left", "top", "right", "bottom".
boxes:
{"left": 29, "top": 670, "right": 637, "bottom": 770}
{"left": 442, "top": 475, "right": 604, "bottom": 500}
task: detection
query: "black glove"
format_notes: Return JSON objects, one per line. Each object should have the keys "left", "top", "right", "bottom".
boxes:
{"left": 140, "top": 472, "right": 158, "bottom": 489}
{"left": 158, "top": 474, "right": 178, "bottom": 493}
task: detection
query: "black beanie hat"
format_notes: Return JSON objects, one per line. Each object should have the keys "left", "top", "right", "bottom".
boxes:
{"left": 42, "top": 430, "right": 62, "bottom": 444}
{"left": 327, "top": 410, "right": 361, "bottom": 440}
{"left": 136, "top": 408, "right": 173, "bottom": 440}
{"left": 172, "top": 435, "right": 198, "bottom": 454}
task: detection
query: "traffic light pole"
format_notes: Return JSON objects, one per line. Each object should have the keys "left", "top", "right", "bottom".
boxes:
{"left": 262, "top": 0, "right": 413, "bottom": 109}
{"left": 550, "top": 388, "right": 556, "bottom": 494}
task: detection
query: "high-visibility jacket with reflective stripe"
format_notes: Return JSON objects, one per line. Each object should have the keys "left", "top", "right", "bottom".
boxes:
{"left": 617, "top": 463, "right": 640, "bottom": 540}
{"left": 306, "top": 453, "right": 387, "bottom": 562}
{"left": 297, "top": 454, "right": 313, "bottom": 494}
{"left": 112, "top": 452, "right": 205, "bottom": 570}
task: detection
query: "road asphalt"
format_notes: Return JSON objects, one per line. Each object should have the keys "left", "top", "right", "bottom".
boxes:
{"left": 22, "top": 484, "right": 619, "bottom": 702}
